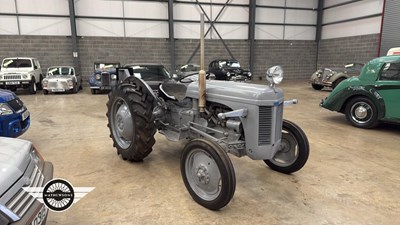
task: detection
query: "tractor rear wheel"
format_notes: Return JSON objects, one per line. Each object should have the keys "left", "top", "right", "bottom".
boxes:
{"left": 107, "top": 77, "right": 157, "bottom": 161}
{"left": 181, "top": 139, "right": 236, "bottom": 210}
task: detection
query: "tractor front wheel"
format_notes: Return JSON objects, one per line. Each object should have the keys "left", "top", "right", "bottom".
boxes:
{"left": 107, "top": 78, "right": 157, "bottom": 161}
{"left": 264, "top": 119, "right": 310, "bottom": 174}
{"left": 181, "top": 139, "right": 236, "bottom": 210}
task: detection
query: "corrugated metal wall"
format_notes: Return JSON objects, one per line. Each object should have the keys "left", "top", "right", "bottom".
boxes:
{"left": 379, "top": 0, "right": 400, "bottom": 56}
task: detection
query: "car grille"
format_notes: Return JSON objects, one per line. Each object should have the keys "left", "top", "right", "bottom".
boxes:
{"left": 101, "top": 72, "right": 110, "bottom": 86}
{"left": 258, "top": 104, "right": 283, "bottom": 146}
{"left": 6, "top": 165, "right": 45, "bottom": 218}
{"left": 48, "top": 80, "right": 68, "bottom": 89}
{"left": 153, "top": 90, "right": 159, "bottom": 97}
{"left": 258, "top": 106, "right": 273, "bottom": 145}
{"left": 4, "top": 75, "right": 21, "bottom": 80}
{"left": 322, "top": 69, "right": 330, "bottom": 81}
{"left": 7, "top": 98, "right": 24, "bottom": 112}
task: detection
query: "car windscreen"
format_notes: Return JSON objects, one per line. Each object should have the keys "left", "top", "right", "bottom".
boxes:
{"left": 94, "top": 63, "right": 119, "bottom": 72}
{"left": 2, "top": 59, "right": 32, "bottom": 68}
{"left": 48, "top": 67, "right": 74, "bottom": 75}
{"left": 130, "top": 65, "right": 170, "bottom": 81}
{"left": 220, "top": 61, "right": 241, "bottom": 68}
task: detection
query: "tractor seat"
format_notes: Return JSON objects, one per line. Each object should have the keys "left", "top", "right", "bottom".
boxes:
{"left": 160, "top": 82, "right": 188, "bottom": 101}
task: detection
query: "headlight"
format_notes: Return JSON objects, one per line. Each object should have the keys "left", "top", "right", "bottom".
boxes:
{"left": 0, "top": 75, "right": 2, "bottom": 79}
{"left": 31, "top": 145, "right": 44, "bottom": 163}
{"left": 95, "top": 74, "right": 101, "bottom": 80}
{"left": 226, "top": 72, "right": 231, "bottom": 77}
{"left": 0, "top": 103, "right": 13, "bottom": 115}
{"left": 111, "top": 74, "right": 117, "bottom": 80}
{"left": 248, "top": 72, "right": 252, "bottom": 77}
{"left": 22, "top": 74, "right": 28, "bottom": 79}
{"left": 266, "top": 65, "right": 283, "bottom": 86}
{"left": 42, "top": 80, "right": 48, "bottom": 87}
{"left": 67, "top": 80, "right": 73, "bottom": 86}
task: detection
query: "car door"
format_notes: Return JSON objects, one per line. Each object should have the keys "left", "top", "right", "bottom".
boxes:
{"left": 375, "top": 62, "right": 400, "bottom": 120}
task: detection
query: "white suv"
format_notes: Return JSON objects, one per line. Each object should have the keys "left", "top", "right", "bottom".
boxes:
{"left": 0, "top": 57, "right": 43, "bottom": 94}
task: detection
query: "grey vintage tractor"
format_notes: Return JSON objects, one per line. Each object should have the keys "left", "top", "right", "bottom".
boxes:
{"left": 106, "top": 66, "right": 309, "bottom": 210}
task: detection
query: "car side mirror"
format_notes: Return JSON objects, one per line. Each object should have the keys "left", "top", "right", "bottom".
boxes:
{"left": 34, "top": 65, "right": 38, "bottom": 69}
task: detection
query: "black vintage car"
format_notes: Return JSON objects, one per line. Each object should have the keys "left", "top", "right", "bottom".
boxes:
{"left": 207, "top": 59, "right": 251, "bottom": 81}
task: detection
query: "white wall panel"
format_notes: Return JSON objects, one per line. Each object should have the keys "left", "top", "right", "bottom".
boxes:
{"left": 124, "top": 2, "right": 168, "bottom": 19}
{"left": 321, "top": 17, "right": 381, "bottom": 39}
{"left": 195, "top": 0, "right": 248, "bottom": 3}
{"left": 125, "top": 21, "right": 168, "bottom": 38}
{"left": 174, "top": 3, "right": 205, "bottom": 21}
{"left": 0, "top": 16, "right": 19, "bottom": 34}
{"left": 0, "top": 0, "right": 16, "bottom": 13}
{"left": 324, "top": 0, "right": 352, "bottom": 8}
{"left": 286, "top": 0, "right": 318, "bottom": 8}
{"left": 212, "top": 24, "right": 248, "bottom": 39}
{"left": 255, "top": 25, "right": 284, "bottom": 39}
{"left": 75, "top": 0, "right": 123, "bottom": 17}
{"left": 284, "top": 26, "right": 315, "bottom": 40}
{"left": 174, "top": 22, "right": 202, "bottom": 39}
{"left": 256, "top": 0, "right": 285, "bottom": 7}
{"left": 285, "top": 10, "right": 316, "bottom": 24}
{"left": 19, "top": 17, "right": 70, "bottom": 35}
{"left": 77, "top": 19, "right": 124, "bottom": 37}
{"left": 217, "top": 6, "right": 248, "bottom": 22}
{"left": 16, "top": 0, "right": 69, "bottom": 15}
{"left": 256, "top": 8, "right": 284, "bottom": 23}
{"left": 323, "top": 0, "right": 383, "bottom": 24}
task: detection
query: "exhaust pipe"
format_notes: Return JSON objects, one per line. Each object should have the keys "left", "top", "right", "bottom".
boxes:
{"left": 199, "top": 14, "right": 206, "bottom": 113}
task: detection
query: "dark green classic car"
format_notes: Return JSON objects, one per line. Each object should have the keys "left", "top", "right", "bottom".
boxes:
{"left": 321, "top": 55, "right": 400, "bottom": 128}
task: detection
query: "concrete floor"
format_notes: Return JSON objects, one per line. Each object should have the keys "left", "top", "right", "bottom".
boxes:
{"left": 16, "top": 80, "right": 400, "bottom": 225}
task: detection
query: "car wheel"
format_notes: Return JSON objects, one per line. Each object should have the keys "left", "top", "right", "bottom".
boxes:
{"left": 332, "top": 77, "right": 345, "bottom": 89}
{"left": 312, "top": 84, "right": 324, "bottom": 90}
{"left": 29, "top": 78, "right": 37, "bottom": 94}
{"left": 106, "top": 77, "right": 157, "bottom": 162}
{"left": 43, "top": 90, "right": 49, "bottom": 95}
{"left": 345, "top": 97, "right": 379, "bottom": 128}
{"left": 91, "top": 89, "right": 96, "bottom": 94}
{"left": 73, "top": 83, "right": 78, "bottom": 93}
{"left": 37, "top": 75, "right": 43, "bottom": 90}
{"left": 181, "top": 139, "right": 236, "bottom": 210}
{"left": 264, "top": 119, "right": 310, "bottom": 174}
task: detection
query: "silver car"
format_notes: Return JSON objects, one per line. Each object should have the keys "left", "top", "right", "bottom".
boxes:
{"left": 42, "top": 66, "right": 82, "bottom": 94}
{"left": 0, "top": 137, "right": 53, "bottom": 225}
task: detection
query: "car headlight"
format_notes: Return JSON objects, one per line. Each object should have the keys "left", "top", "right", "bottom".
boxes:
{"left": 0, "top": 103, "right": 13, "bottom": 115}
{"left": 95, "top": 74, "right": 101, "bottom": 80}
{"left": 266, "top": 65, "right": 283, "bottom": 86}
{"left": 67, "top": 80, "right": 73, "bottom": 86}
{"left": 0, "top": 75, "right": 2, "bottom": 79}
{"left": 111, "top": 74, "right": 117, "bottom": 80}
{"left": 226, "top": 72, "right": 231, "bottom": 77}
{"left": 31, "top": 145, "right": 44, "bottom": 164}
{"left": 248, "top": 72, "right": 252, "bottom": 77}
{"left": 22, "top": 74, "right": 28, "bottom": 79}
{"left": 42, "top": 80, "right": 48, "bottom": 87}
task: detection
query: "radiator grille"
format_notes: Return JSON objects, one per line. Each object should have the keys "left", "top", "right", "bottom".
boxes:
{"left": 101, "top": 72, "right": 110, "bottom": 86}
{"left": 6, "top": 165, "right": 45, "bottom": 218}
{"left": 258, "top": 106, "right": 273, "bottom": 145}
{"left": 4, "top": 75, "right": 22, "bottom": 80}
{"left": 48, "top": 80, "right": 68, "bottom": 89}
